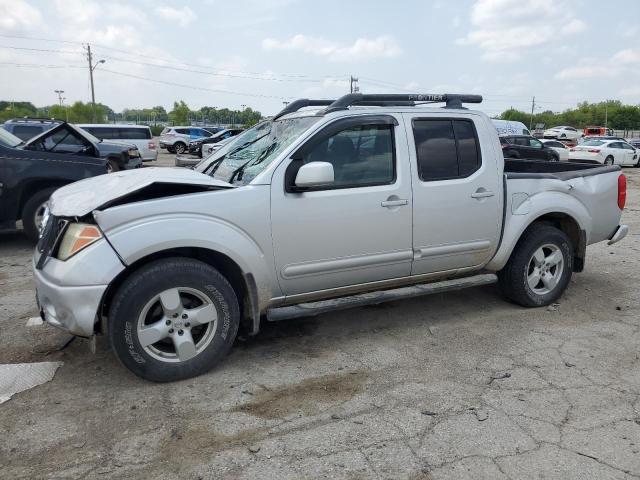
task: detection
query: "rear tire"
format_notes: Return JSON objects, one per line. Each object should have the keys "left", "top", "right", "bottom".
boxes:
{"left": 167, "top": 146, "right": 176, "bottom": 154}
{"left": 22, "top": 187, "right": 56, "bottom": 242}
{"left": 498, "top": 225, "right": 573, "bottom": 307}
{"left": 109, "top": 258, "right": 240, "bottom": 382}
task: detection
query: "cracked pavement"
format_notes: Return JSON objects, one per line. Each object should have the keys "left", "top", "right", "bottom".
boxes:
{"left": 1, "top": 162, "right": 639, "bottom": 479}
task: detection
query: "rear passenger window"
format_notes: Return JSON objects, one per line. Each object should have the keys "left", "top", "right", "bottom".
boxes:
{"left": 118, "top": 128, "right": 151, "bottom": 139}
{"left": 413, "top": 119, "right": 481, "bottom": 181}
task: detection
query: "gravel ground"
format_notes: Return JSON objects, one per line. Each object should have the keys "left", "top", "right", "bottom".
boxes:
{"left": 1, "top": 157, "right": 639, "bottom": 480}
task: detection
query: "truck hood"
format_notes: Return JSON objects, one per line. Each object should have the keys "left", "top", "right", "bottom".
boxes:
{"left": 49, "top": 167, "right": 232, "bottom": 217}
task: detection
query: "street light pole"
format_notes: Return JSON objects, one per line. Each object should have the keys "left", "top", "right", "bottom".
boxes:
{"left": 86, "top": 44, "right": 105, "bottom": 123}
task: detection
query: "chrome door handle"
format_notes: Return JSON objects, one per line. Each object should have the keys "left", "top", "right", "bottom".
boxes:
{"left": 471, "top": 190, "right": 494, "bottom": 199}
{"left": 381, "top": 199, "right": 408, "bottom": 207}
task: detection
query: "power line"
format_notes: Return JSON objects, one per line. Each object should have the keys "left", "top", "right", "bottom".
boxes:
{"left": 98, "top": 68, "right": 294, "bottom": 100}
{"left": 0, "top": 61, "right": 84, "bottom": 69}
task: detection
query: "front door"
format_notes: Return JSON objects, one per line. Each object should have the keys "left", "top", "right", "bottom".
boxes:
{"left": 270, "top": 115, "right": 413, "bottom": 296}
{"left": 404, "top": 113, "right": 502, "bottom": 275}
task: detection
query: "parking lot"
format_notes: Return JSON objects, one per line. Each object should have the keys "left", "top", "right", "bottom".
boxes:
{"left": 0, "top": 155, "right": 639, "bottom": 479}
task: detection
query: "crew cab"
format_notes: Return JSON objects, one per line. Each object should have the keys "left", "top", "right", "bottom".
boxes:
{"left": 0, "top": 127, "right": 108, "bottom": 241}
{"left": 32, "top": 93, "right": 629, "bottom": 382}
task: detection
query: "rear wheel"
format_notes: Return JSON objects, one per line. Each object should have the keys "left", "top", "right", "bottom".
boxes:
{"left": 167, "top": 146, "right": 176, "bottom": 154}
{"left": 174, "top": 142, "right": 187, "bottom": 154}
{"left": 109, "top": 258, "right": 240, "bottom": 382}
{"left": 22, "top": 187, "right": 56, "bottom": 242}
{"left": 498, "top": 225, "right": 573, "bottom": 307}
{"left": 604, "top": 156, "right": 614, "bottom": 166}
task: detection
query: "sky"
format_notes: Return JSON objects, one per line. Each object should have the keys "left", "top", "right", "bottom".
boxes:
{"left": 0, "top": 0, "right": 638, "bottom": 117}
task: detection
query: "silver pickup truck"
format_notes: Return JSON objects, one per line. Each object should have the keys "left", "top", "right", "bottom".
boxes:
{"left": 33, "top": 93, "right": 629, "bottom": 382}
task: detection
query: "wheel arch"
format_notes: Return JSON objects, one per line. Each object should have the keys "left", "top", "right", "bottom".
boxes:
{"left": 99, "top": 246, "right": 261, "bottom": 336}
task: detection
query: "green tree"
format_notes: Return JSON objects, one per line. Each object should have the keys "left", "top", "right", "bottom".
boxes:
{"left": 170, "top": 100, "right": 190, "bottom": 125}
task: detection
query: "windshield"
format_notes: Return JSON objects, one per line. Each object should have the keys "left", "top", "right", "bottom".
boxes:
{"left": 0, "top": 127, "right": 23, "bottom": 148}
{"left": 195, "top": 115, "right": 320, "bottom": 185}
{"left": 581, "top": 140, "right": 605, "bottom": 146}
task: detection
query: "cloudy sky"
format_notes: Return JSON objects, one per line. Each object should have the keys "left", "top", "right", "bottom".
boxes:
{"left": 0, "top": 0, "right": 638, "bottom": 116}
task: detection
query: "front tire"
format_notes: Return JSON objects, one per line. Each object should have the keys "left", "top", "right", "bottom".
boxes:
{"left": 498, "top": 225, "right": 573, "bottom": 307}
{"left": 22, "top": 187, "right": 56, "bottom": 242}
{"left": 109, "top": 258, "right": 240, "bottom": 382}
{"left": 174, "top": 142, "right": 187, "bottom": 154}
{"left": 604, "top": 156, "right": 614, "bottom": 166}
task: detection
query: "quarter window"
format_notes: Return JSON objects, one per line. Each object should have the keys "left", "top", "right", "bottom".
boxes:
{"left": 413, "top": 119, "right": 481, "bottom": 181}
{"left": 300, "top": 124, "right": 395, "bottom": 188}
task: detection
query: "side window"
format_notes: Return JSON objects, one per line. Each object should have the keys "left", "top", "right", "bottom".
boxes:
{"left": 176, "top": 128, "right": 189, "bottom": 135}
{"left": 300, "top": 124, "right": 395, "bottom": 188}
{"left": 413, "top": 119, "right": 481, "bottom": 181}
{"left": 514, "top": 137, "right": 529, "bottom": 146}
{"left": 529, "top": 138, "right": 543, "bottom": 149}
{"left": 118, "top": 128, "right": 149, "bottom": 139}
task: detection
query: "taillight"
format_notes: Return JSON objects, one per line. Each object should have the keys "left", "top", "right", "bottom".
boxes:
{"left": 148, "top": 141, "right": 156, "bottom": 149}
{"left": 587, "top": 149, "right": 601, "bottom": 153}
{"left": 618, "top": 174, "right": 626, "bottom": 210}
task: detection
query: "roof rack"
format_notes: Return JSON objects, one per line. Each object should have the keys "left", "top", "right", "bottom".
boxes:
{"left": 5, "top": 117, "right": 63, "bottom": 124}
{"left": 324, "top": 93, "right": 482, "bottom": 113}
{"left": 273, "top": 93, "right": 483, "bottom": 119}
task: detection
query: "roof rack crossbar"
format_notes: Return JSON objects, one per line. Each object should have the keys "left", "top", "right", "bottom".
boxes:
{"left": 323, "top": 93, "right": 482, "bottom": 113}
{"left": 273, "top": 99, "right": 334, "bottom": 119}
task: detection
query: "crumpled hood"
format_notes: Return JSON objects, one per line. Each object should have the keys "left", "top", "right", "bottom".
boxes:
{"left": 49, "top": 167, "right": 232, "bottom": 217}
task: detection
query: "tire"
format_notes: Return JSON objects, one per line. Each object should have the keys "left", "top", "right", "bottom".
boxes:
{"left": 551, "top": 152, "right": 560, "bottom": 162}
{"left": 498, "top": 224, "right": 573, "bottom": 307}
{"left": 604, "top": 156, "right": 614, "bottom": 166}
{"left": 108, "top": 258, "right": 240, "bottom": 382}
{"left": 167, "top": 146, "right": 176, "bottom": 154}
{"left": 174, "top": 142, "right": 187, "bottom": 154}
{"left": 107, "top": 159, "right": 119, "bottom": 173}
{"left": 22, "top": 187, "right": 56, "bottom": 242}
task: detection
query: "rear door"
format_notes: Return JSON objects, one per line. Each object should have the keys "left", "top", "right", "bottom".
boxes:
{"left": 404, "top": 113, "right": 502, "bottom": 275}
{"left": 271, "top": 114, "right": 413, "bottom": 296}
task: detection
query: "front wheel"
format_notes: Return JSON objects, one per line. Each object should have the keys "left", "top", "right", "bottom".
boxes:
{"left": 498, "top": 225, "right": 573, "bottom": 307}
{"left": 174, "top": 142, "right": 187, "bottom": 154}
{"left": 604, "top": 156, "right": 614, "bottom": 166}
{"left": 22, "top": 187, "right": 56, "bottom": 242}
{"left": 109, "top": 258, "right": 240, "bottom": 382}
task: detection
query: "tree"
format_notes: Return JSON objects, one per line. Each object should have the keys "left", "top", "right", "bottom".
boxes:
{"left": 170, "top": 100, "right": 190, "bottom": 125}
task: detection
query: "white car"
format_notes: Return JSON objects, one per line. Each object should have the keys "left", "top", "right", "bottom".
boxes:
{"left": 569, "top": 139, "right": 639, "bottom": 166}
{"left": 543, "top": 126, "right": 582, "bottom": 140}
{"left": 540, "top": 139, "right": 570, "bottom": 162}
{"left": 203, "top": 135, "right": 235, "bottom": 157}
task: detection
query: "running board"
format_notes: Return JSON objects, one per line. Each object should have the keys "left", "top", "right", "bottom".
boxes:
{"left": 266, "top": 273, "right": 497, "bottom": 322}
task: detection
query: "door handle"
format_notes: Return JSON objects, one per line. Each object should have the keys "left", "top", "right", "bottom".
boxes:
{"left": 471, "top": 190, "right": 495, "bottom": 199}
{"left": 381, "top": 199, "right": 408, "bottom": 208}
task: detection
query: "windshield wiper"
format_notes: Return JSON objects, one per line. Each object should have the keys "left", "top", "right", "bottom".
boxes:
{"left": 227, "top": 141, "right": 278, "bottom": 184}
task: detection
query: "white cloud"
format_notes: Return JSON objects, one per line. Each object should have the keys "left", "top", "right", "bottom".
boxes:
{"left": 612, "top": 49, "right": 640, "bottom": 64}
{"left": 322, "top": 77, "right": 350, "bottom": 88}
{"left": 262, "top": 34, "right": 402, "bottom": 62}
{"left": 555, "top": 65, "right": 619, "bottom": 80}
{"left": 0, "top": 0, "right": 42, "bottom": 30}
{"left": 54, "top": 0, "right": 101, "bottom": 24}
{"left": 457, "top": 0, "right": 586, "bottom": 62}
{"left": 154, "top": 5, "right": 196, "bottom": 27}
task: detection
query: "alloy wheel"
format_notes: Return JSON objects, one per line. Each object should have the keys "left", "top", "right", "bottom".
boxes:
{"left": 526, "top": 244, "right": 564, "bottom": 295}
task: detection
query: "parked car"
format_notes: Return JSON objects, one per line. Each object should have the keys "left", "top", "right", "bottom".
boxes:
{"left": 0, "top": 127, "right": 108, "bottom": 241}
{"left": 628, "top": 138, "right": 640, "bottom": 149}
{"left": 569, "top": 139, "right": 639, "bottom": 166}
{"left": 584, "top": 126, "right": 614, "bottom": 137}
{"left": 188, "top": 128, "right": 243, "bottom": 157}
{"left": 492, "top": 119, "right": 530, "bottom": 136}
{"left": 33, "top": 93, "right": 628, "bottom": 382}
{"left": 2, "top": 118, "right": 58, "bottom": 140}
{"left": 543, "top": 126, "right": 582, "bottom": 140}
{"left": 540, "top": 139, "right": 570, "bottom": 161}
{"left": 580, "top": 135, "right": 627, "bottom": 143}
{"left": 78, "top": 124, "right": 157, "bottom": 162}
{"left": 2, "top": 119, "right": 142, "bottom": 171}
{"left": 176, "top": 136, "right": 238, "bottom": 168}
{"left": 159, "top": 126, "right": 213, "bottom": 154}
{"left": 500, "top": 135, "right": 560, "bottom": 161}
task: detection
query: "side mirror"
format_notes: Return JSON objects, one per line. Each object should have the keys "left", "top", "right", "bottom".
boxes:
{"left": 294, "top": 161, "right": 334, "bottom": 188}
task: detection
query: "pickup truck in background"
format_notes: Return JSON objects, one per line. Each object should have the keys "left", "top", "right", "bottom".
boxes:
{"left": 32, "top": 93, "right": 628, "bottom": 382}
{"left": 0, "top": 126, "right": 108, "bottom": 241}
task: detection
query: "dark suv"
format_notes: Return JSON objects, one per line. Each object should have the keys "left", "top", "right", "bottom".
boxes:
{"left": 3, "top": 119, "right": 142, "bottom": 172}
{"left": 0, "top": 127, "right": 107, "bottom": 241}
{"left": 500, "top": 135, "right": 560, "bottom": 161}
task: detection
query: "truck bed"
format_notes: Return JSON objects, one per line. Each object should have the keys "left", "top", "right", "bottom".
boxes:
{"left": 504, "top": 158, "right": 620, "bottom": 180}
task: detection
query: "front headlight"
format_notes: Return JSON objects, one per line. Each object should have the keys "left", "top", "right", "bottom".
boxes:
{"left": 128, "top": 148, "right": 140, "bottom": 158}
{"left": 56, "top": 223, "right": 102, "bottom": 261}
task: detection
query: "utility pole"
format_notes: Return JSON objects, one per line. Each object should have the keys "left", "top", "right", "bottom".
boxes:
{"left": 86, "top": 44, "right": 105, "bottom": 123}
{"left": 604, "top": 100, "right": 608, "bottom": 129}
{"left": 350, "top": 75, "right": 359, "bottom": 94}
{"left": 529, "top": 96, "right": 536, "bottom": 131}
